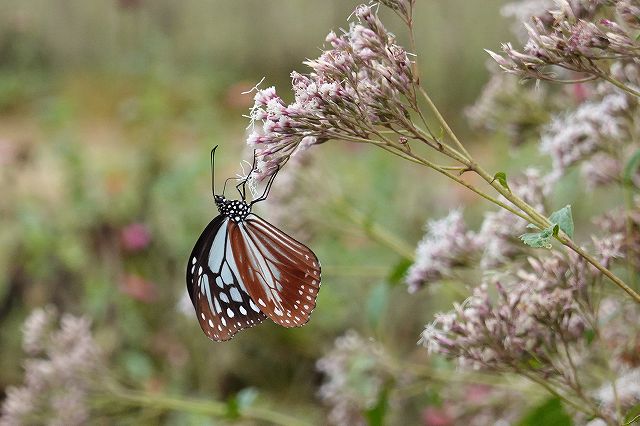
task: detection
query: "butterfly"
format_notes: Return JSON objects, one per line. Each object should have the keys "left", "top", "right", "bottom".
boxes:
{"left": 186, "top": 147, "right": 321, "bottom": 341}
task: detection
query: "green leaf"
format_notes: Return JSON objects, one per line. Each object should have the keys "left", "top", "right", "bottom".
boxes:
{"left": 516, "top": 397, "right": 572, "bottom": 426}
{"left": 491, "top": 171, "right": 511, "bottom": 191}
{"left": 364, "top": 387, "right": 389, "bottom": 426}
{"left": 387, "top": 258, "right": 413, "bottom": 285}
{"left": 548, "top": 205, "right": 574, "bottom": 238}
{"left": 225, "top": 388, "right": 258, "bottom": 419}
{"left": 122, "top": 351, "right": 154, "bottom": 381}
{"left": 367, "top": 282, "right": 389, "bottom": 329}
{"left": 584, "top": 329, "right": 596, "bottom": 346}
{"left": 624, "top": 403, "right": 640, "bottom": 425}
{"left": 225, "top": 396, "right": 240, "bottom": 419}
{"left": 623, "top": 148, "right": 640, "bottom": 185}
{"left": 520, "top": 224, "right": 556, "bottom": 249}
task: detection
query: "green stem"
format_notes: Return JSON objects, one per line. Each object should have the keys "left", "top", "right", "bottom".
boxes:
{"left": 557, "top": 236, "right": 640, "bottom": 304}
{"left": 472, "top": 162, "right": 640, "bottom": 303}
{"left": 518, "top": 370, "right": 598, "bottom": 418}
{"left": 401, "top": 150, "right": 536, "bottom": 224}
{"left": 598, "top": 73, "right": 640, "bottom": 98}
{"left": 338, "top": 201, "right": 416, "bottom": 260}
{"left": 110, "top": 388, "right": 309, "bottom": 426}
{"left": 418, "top": 86, "right": 472, "bottom": 159}
{"left": 415, "top": 85, "right": 640, "bottom": 302}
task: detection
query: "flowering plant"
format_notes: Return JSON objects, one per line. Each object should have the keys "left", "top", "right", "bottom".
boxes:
{"left": 242, "top": 1, "right": 640, "bottom": 424}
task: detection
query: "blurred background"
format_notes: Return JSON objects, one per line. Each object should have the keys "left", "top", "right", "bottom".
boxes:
{"left": 0, "top": 0, "right": 525, "bottom": 424}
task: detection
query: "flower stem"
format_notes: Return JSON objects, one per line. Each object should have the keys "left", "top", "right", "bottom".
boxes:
{"left": 518, "top": 370, "right": 598, "bottom": 418}
{"left": 337, "top": 200, "right": 416, "bottom": 260}
{"left": 557, "top": 236, "right": 640, "bottom": 303}
{"left": 415, "top": 84, "right": 640, "bottom": 303}
{"left": 109, "top": 387, "right": 309, "bottom": 426}
{"left": 598, "top": 72, "right": 640, "bottom": 98}
{"left": 417, "top": 86, "right": 472, "bottom": 159}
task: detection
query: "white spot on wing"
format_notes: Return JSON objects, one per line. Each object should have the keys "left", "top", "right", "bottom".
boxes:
{"left": 221, "top": 264, "right": 233, "bottom": 284}
{"left": 230, "top": 287, "right": 242, "bottom": 302}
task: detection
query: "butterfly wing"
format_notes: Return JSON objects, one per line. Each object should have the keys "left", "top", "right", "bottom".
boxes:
{"left": 229, "top": 214, "right": 321, "bottom": 328}
{"left": 187, "top": 215, "right": 267, "bottom": 341}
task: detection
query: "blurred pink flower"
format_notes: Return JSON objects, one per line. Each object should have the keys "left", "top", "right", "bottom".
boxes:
{"left": 120, "top": 223, "right": 152, "bottom": 252}
{"left": 120, "top": 274, "right": 158, "bottom": 303}
{"left": 422, "top": 406, "right": 454, "bottom": 426}
{"left": 465, "top": 384, "right": 492, "bottom": 404}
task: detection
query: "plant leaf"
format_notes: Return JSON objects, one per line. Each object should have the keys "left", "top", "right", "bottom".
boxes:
{"left": 549, "top": 205, "right": 574, "bottom": 238}
{"left": 516, "top": 397, "right": 572, "bottom": 426}
{"left": 387, "top": 258, "right": 413, "bottom": 285}
{"left": 364, "top": 387, "right": 389, "bottom": 426}
{"left": 623, "top": 148, "right": 640, "bottom": 185}
{"left": 624, "top": 403, "right": 640, "bottom": 425}
{"left": 367, "top": 282, "right": 389, "bottom": 329}
{"left": 520, "top": 224, "right": 556, "bottom": 249}
{"left": 491, "top": 171, "right": 511, "bottom": 191}
{"left": 226, "top": 388, "right": 258, "bottom": 419}
{"left": 584, "top": 329, "right": 596, "bottom": 346}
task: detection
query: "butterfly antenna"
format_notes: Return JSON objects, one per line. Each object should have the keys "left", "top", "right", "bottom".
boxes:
{"left": 211, "top": 146, "right": 218, "bottom": 198}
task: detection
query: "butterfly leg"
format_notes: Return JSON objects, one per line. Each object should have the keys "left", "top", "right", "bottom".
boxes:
{"left": 236, "top": 151, "right": 258, "bottom": 200}
{"left": 250, "top": 166, "right": 280, "bottom": 206}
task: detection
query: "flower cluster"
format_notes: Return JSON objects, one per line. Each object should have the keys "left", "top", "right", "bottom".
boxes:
{"left": 488, "top": 0, "right": 639, "bottom": 82}
{"left": 598, "top": 297, "right": 640, "bottom": 369}
{"left": 593, "top": 368, "right": 640, "bottom": 421}
{"left": 405, "top": 210, "right": 480, "bottom": 293}
{"left": 420, "top": 252, "right": 592, "bottom": 374}
{"left": 423, "top": 384, "right": 525, "bottom": 426}
{"left": 593, "top": 198, "right": 640, "bottom": 269}
{"left": 407, "top": 169, "right": 552, "bottom": 280}
{"left": 465, "top": 70, "right": 554, "bottom": 146}
{"left": 540, "top": 85, "right": 636, "bottom": 177}
{"left": 316, "top": 330, "right": 391, "bottom": 426}
{"left": 247, "top": 5, "right": 415, "bottom": 178}
{"left": 1, "top": 307, "right": 104, "bottom": 426}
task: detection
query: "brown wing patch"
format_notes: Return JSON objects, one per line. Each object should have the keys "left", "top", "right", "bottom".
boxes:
{"left": 229, "top": 215, "right": 321, "bottom": 328}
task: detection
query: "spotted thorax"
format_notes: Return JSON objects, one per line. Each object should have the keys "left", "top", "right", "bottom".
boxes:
{"left": 214, "top": 195, "right": 251, "bottom": 223}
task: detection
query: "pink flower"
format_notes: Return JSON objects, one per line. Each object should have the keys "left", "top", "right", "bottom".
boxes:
{"left": 422, "top": 406, "right": 454, "bottom": 426}
{"left": 120, "top": 223, "right": 152, "bottom": 252}
{"left": 120, "top": 274, "right": 158, "bottom": 303}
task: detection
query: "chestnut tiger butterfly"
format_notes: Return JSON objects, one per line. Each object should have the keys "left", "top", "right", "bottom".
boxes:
{"left": 186, "top": 147, "right": 321, "bottom": 341}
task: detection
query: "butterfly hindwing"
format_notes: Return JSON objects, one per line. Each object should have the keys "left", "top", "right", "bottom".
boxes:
{"left": 187, "top": 216, "right": 266, "bottom": 341}
{"left": 229, "top": 214, "right": 321, "bottom": 328}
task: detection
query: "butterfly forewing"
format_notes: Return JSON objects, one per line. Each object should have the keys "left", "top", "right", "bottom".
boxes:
{"left": 187, "top": 216, "right": 266, "bottom": 341}
{"left": 229, "top": 214, "right": 321, "bottom": 328}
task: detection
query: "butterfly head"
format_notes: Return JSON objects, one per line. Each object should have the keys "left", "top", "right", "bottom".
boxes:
{"left": 214, "top": 195, "right": 251, "bottom": 223}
